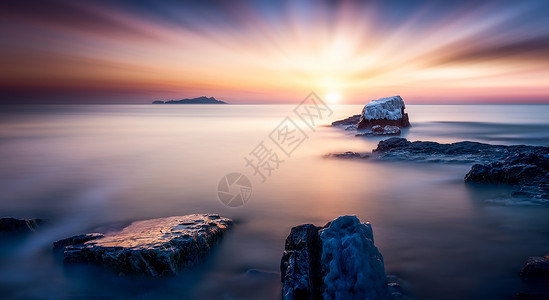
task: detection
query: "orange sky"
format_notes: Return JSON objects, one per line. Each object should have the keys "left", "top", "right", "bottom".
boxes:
{"left": 1, "top": 0, "right": 549, "bottom": 104}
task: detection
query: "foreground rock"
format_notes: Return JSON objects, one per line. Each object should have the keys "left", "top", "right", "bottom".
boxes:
{"left": 0, "top": 217, "right": 45, "bottom": 237}
{"left": 280, "top": 216, "right": 391, "bottom": 300}
{"left": 520, "top": 253, "right": 549, "bottom": 281}
{"left": 54, "top": 214, "right": 232, "bottom": 277}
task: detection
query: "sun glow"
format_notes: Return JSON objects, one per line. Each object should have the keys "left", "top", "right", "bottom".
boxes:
{"left": 326, "top": 92, "right": 341, "bottom": 104}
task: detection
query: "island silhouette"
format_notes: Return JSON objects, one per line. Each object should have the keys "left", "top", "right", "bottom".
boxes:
{"left": 152, "top": 96, "right": 226, "bottom": 104}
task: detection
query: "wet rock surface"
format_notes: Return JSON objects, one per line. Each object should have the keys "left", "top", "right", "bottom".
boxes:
{"left": 373, "top": 137, "right": 548, "bottom": 163}
{"left": 53, "top": 214, "right": 232, "bottom": 277}
{"left": 373, "top": 137, "right": 549, "bottom": 202}
{"left": 0, "top": 217, "right": 45, "bottom": 237}
{"left": 464, "top": 153, "right": 549, "bottom": 202}
{"left": 281, "top": 216, "right": 392, "bottom": 300}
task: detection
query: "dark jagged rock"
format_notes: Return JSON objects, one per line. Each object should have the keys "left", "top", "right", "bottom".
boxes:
{"left": 465, "top": 153, "right": 549, "bottom": 202}
{"left": 520, "top": 253, "right": 549, "bottom": 281}
{"left": 331, "top": 114, "right": 360, "bottom": 127}
{"left": 357, "top": 96, "right": 410, "bottom": 130}
{"left": 373, "top": 138, "right": 549, "bottom": 202}
{"left": 53, "top": 214, "right": 232, "bottom": 277}
{"left": 153, "top": 96, "right": 227, "bottom": 104}
{"left": 280, "top": 224, "right": 323, "bottom": 299}
{"left": 356, "top": 125, "right": 401, "bottom": 137}
{"left": 0, "top": 217, "right": 45, "bottom": 236}
{"left": 281, "top": 216, "right": 391, "bottom": 300}
{"left": 373, "top": 137, "right": 548, "bottom": 163}
{"left": 324, "top": 151, "right": 369, "bottom": 159}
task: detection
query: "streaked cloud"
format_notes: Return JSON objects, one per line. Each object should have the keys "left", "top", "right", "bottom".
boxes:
{"left": 1, "top": 0, "right": 548, "bottom": 104}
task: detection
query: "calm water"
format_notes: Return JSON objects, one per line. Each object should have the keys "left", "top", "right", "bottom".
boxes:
{"left": 1, "top": 104, "right": 549, "bottom": 299}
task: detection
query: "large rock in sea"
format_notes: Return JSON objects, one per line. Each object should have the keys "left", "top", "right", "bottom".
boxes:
{"left": 280, "top": 215, "right": 390, "bottom": 300}
{"left": 53, "top": 214, "right": 232, "bottom": 277}
{"left": 357, "top": 96, "right": 410, "bottom": 130}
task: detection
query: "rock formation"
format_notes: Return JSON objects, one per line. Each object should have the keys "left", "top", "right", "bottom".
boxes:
{"left": 53, "top": 214, "right": 232, "bottom": 277}
{"left": 280, "top": 216, "right": 391, "bottom": 300}
{"left": 357, "top": 96, "right": 410, "bottom": 130}
{"left": 464, "top": 153, "right": 549, "bottom": 201}
{"left": 372, "top": 137, "right": 549, "bottom": 202}
{"left": 331, "top": 96, "right": 410, "bottom": 136}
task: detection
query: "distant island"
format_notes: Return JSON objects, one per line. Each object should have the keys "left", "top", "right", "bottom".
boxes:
{"left": 152, "top": 96, "right": 227, "bottom": 104}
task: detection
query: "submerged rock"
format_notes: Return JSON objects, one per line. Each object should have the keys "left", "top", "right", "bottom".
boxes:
{"left": 0, "top": 217, "right": 45, "bottom": 237}
{"left": 520, "top": 253, "right": 549, "bottom": 281}
{"left": 357, "top": 96, "right": 410, "bottom": 130}
{"left": 281, "top": 216, "right": 391, "bottom": 300}
{"left": 324, "top": 152, "right": 369, "bottom": 159}
{"left": 54, "top": 214, "right": 232, "bottom": 277}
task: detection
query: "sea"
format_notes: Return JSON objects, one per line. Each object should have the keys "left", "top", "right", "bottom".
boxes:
{"left": 0, "top": 104, "right": 548, "bottom": 299}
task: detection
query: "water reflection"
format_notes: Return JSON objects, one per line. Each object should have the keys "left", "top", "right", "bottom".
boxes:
{"left": 0, "top": 105, "right": 548, "bottom": 299}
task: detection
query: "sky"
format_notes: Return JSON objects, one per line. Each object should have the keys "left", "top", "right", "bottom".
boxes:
{"left": 1, "top": 0, "right": 549, "bottom": 104}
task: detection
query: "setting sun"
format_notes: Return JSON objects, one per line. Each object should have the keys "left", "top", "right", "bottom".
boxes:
{"left": 326, "top": 92, "right": 342, "bottom": 104}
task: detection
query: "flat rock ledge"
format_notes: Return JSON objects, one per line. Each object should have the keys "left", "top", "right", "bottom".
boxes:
{"left": 280, "top": 215, "right": 392, "bottom": 300}
{"left": 53, "top": 214, "right": 232, "bottom": 277}
{"left": 374, "top": 137, "right": 548, "bottom": 163}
